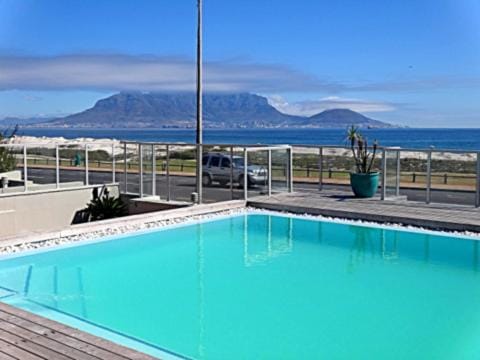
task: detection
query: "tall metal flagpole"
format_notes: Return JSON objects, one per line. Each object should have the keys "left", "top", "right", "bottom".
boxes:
{"left": 195, "top": 0, "right": 203, "bottom": 204}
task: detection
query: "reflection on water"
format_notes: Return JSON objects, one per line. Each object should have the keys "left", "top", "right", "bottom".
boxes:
{"left": 241, "top": 215, "right": 293, "bottom": 267}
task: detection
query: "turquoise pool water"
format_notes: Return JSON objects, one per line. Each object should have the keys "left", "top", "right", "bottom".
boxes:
{"left": 1, "top": 213, "right": 480, "bottom": 359}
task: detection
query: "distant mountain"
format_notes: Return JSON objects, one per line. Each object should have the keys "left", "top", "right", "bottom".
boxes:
{"left": 0, "top": 116, "right": 54, "bottom": 127}
{"left": 36, "top": 92, "right": 395, "bottom": 129}
{"left": 303, "top": 109, "right": 391, "bottom": 128}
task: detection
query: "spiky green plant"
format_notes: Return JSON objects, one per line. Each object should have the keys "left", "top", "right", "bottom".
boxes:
{"left": 0, "top": 126, "right": 18, "bottom": 173}
{"left": 346, "top": 125, "right": 378, "bottom": 174}
{"left": 85, "top": 193, "right": 127, "bottom": 221}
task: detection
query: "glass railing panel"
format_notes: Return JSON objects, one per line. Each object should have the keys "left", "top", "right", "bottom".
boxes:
{"left": 58, "top": 144, "right": 87, "bottom": 188}
{"left": 246, "top": 148, "right": 269, "bottom": 199}
{"left": 429, "top": 151, "right": 476, "bottom": 206}
{"left": 87, "top": 143, "right": 114, "bottom": 187}
{"left": 140, "top": 144, "right": 153, "bottom": 197}
{"left": 124, "top": 143, "right": 139, "bottom": 195}
{"left": 397, "top": 150, "right": 428, "bottom": 202}
{"left": 291, "top": 146, "right": 318, "bottom": 192}
{"left": 271, "top": 148, "right": 289, "bottom": 193}
{"left": 321, "top": 147, "right": 355, "bottom": 189}
{"left": 168, "top": 144, "right": 196, "bottom": 203}
{"left": 384, "top": 149, "right": 400, "bottom": 198}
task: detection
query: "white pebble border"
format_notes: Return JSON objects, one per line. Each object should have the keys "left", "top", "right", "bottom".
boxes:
{"left": 1, "top": 207, "right": 479, "bottom": 255}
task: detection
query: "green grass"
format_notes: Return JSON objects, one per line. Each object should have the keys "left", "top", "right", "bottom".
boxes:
{"left": 24, "top": 156, "right": 477, "bottom": 188}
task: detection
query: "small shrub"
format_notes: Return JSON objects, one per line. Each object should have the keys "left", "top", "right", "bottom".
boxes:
{"left": 0, "top": 126, "right": 18, "bottom": 173}
{"left": 85, "top": 190, "right": 127, "bottom": 221}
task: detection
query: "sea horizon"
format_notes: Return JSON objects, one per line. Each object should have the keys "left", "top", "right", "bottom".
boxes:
{"left": 11, "top": 127, "right": 480, "bottom": 151}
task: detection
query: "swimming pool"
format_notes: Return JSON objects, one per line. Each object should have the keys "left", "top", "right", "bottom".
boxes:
{"left": 1, "top": 212, "right": 480, "bottom": 359}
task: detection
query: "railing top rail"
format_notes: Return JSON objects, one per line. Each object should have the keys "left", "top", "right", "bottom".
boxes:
{"left": 120, "top": 141, "right": 291, "bottom": 148}
{"left": 290, "top": 144, "right": 480, "bottom": 154}
{"left": 245, "top": 145, "right": 291, "bottom": 152}
{"left": 382, "top": 147, "right": 480, "bottom": 154}
{"left": 292, "top": 144, "right": 350, "bottom": 149}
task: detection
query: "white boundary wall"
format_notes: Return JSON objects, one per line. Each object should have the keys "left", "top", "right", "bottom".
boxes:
{"left": 0, "top": 185, "right": 119, "bottom": 239}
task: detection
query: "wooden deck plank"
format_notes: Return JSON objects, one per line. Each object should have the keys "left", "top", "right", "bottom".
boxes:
{"left": 248, "top": 190, "right": 480, "bottom": 233}
{"left": 0, "top": 311, "right": 127, "bottom": 360}
{"left": 0, "top": 349, "right": 19, "bottom": 360}
{"left": 0, "top": 319, "right": 99, "bottom": 360}
{"left": 0, "top": 303, "right": 159, "bottom": 360}
{"left": 0, "top": 338, "right": 45, "bottom": 360}
{"left": 0, "top": 328, "right": 72, "bottom": 360}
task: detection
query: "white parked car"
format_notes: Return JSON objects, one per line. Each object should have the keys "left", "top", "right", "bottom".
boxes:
{"left": 202, "top": 153, "right": 267, "bottom": 187}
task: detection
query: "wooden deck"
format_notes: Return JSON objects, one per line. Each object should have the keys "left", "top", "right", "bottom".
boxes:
{"left": 248, "top": 190, "right": 480, "bottom": 233}
{"left": 0, "top": 302, "right": 158, "bottom": 360}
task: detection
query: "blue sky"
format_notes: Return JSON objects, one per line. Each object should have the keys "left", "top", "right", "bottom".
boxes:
{"left": 0, "top": 0, "right": 479, "bottom": 127}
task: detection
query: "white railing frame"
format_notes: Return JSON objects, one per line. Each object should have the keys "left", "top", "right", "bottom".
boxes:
{"left": 476, "top": 152, "right": 480, "bottom": 208}
{"left": 84, "top": 144, "right": 89, "bottom": 186}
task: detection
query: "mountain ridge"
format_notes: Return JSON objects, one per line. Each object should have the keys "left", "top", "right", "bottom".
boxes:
{"left": 24, "top": 92, "right": 396, "bottom": 129}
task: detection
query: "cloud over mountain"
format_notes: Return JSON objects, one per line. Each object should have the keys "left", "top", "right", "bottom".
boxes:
{"left": 1, "top": 54, "right": 477, "bottom": 97}
{"left": 0, "top": 54, "right": 343, "bottom": 93}
{"left": 268, "top": 96, "right": 396, "bottom": 117}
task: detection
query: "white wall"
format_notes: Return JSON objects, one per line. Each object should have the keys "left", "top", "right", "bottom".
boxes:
{"left": 0, "top": 185, "right": 119, "bottom": 239}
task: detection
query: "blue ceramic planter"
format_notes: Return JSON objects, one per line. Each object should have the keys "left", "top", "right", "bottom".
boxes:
{"left": 350, "top": 172, "right": 379, "bottom": 198}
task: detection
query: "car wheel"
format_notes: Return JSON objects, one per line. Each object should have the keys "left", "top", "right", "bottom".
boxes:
{"left": 202, "top": 174, "right": 212, "bottom": 187}
{"left": 237, "top": 175, "right": 245, "bottom": 189}
{"left": 237, "top": 175, "right": 251, "bottom": 189}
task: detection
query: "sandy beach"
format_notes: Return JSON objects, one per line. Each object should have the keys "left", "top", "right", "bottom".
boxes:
{"left": 5, "top": 135, "right": 478, "bottom": 162}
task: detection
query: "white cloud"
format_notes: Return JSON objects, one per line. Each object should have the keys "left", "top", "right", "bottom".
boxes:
{"left": 268, "top": 96, "right": 397, "bottom": 116}
{"left": 1, "top": 54, "right": 476, "bottom": 96}
{"left": 0, "top": 54, "right": 343, "bottom": 93}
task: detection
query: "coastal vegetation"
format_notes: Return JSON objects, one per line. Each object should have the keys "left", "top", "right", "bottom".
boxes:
{"left": 0, "top": 126, "right": 18, "bottom": 173}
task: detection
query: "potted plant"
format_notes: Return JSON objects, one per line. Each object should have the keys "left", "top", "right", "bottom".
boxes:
{"left": 346, "top": 125, "right": 379, "bottom": 198}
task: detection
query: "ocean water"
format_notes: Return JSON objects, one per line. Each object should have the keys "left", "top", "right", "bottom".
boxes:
{"left": 1, "top": 213, "right": 480, "bottom": 359}
{"left": 15, "top": 127, "right": 480, "bottom": 150}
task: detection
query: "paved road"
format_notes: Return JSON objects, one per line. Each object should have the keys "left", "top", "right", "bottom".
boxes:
{"left": 25, "top": 167, "right": 478, "bottom": 206}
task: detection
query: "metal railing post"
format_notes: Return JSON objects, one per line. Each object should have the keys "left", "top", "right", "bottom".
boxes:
{"left": 152, "top": 144, "right": 156, "bottom": 197}
{"left": 55, "top": 144, "right": 60, "bottom": 189}
{"left": 166, "top": 145, "right": 171, "bottom": 202}
{"left": 23, "top": 145, "right": 28, "bottom": 192}
{"left": 476, "top": 152, "right": 480, "bottom": 208}
{"left": 288, "top": 147, "right": 293, "bottom": 192}
{"left": 197, "top": 144, "right": 203, "bottom": 204}
{"left": 426, "top": 150, "right": 432, "bottom": 204}
{"left": 243, "top": 148, "right": 248, "bottom": 200}
{"left": 112, "top": 143, "right": 116, "bottom": 184}
{"left": 123, "top": 143, "right": 128, "bottom": 193}
{"left": 395, "top": 150, "right": 400, "bottom": 197}
{"left": 139, "top": 144, "right": 143, "bottom": 197}
{"left": 230, "top": 146, "right": 234, "bottom": 200}
{"left": 381, "top": 148, "right": 386, "bottom": 200}
{"left": 318, "top": 147, "right": 323, "bottom": 191}
{"left": 85, "top": 144, "right": 89, "bottom": 186}
{"left": 268, "top": 149, "right": 272, "bottom": 196}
